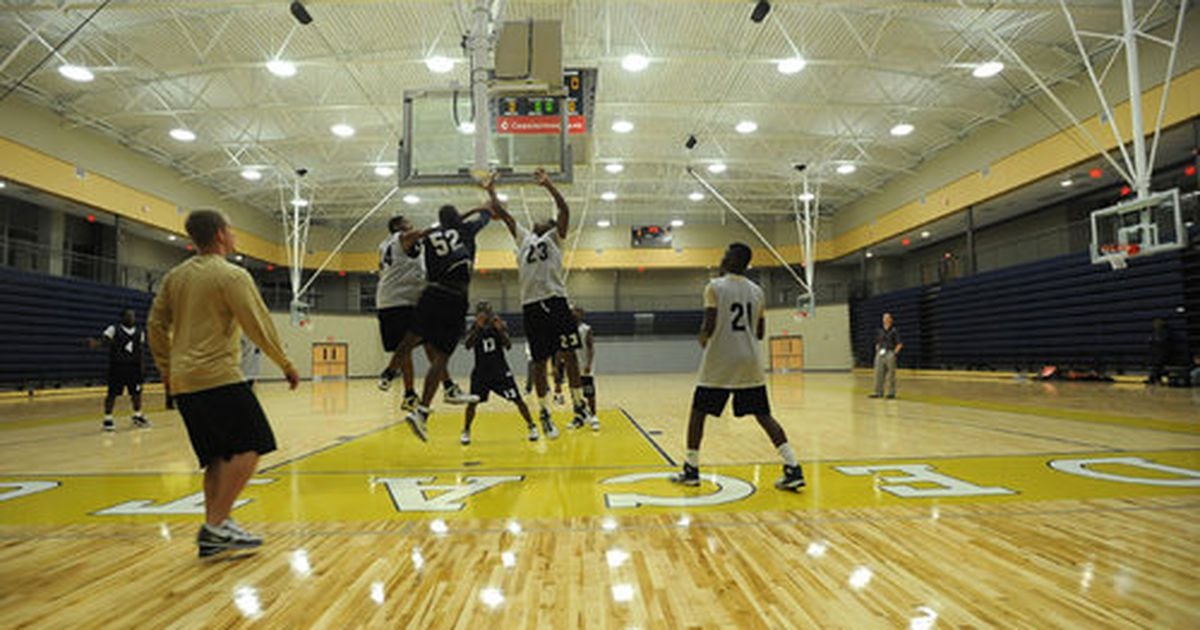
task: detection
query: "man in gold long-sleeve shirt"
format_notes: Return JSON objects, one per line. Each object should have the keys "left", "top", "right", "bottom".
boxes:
{"left": 148, "top": 209, "right": 299, "bottom": 558}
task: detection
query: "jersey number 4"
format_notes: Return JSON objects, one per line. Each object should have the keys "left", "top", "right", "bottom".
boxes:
{"left": 524, "top": 241, "right": 549, "bottom": 263}
{"left": 730, "top": 302, "right": 754, "bottom": 331}
{"left": 429, "top": 230, "right": 461, "bottom": 257}
{"left": 482, "top": 338, "right": 497, "bottom": 353}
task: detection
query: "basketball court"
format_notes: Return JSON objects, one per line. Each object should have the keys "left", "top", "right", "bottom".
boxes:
{"left": 1, "top": 0, "right": 1199, "bottom": 627}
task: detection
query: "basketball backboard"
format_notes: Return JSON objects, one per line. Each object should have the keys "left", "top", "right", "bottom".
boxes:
{"left": 1089, "top": 188, "right": 1186, "bottom": 266}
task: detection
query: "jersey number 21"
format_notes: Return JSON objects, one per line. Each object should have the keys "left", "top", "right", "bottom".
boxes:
{"left": 730, "top": 302, "right": 754, "bottom": 331}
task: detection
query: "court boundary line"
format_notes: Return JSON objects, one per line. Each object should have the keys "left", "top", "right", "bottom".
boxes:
{"left": 619, "top": 406, "right": 676, "bottom": 466}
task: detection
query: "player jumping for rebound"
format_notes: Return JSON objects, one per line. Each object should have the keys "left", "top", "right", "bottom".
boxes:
{"left": 670, "top": 243, "right": 805, "bottom": 491}
{"left": 460, "top": 301, "right": 540, "bottom": 445}
{"left": 487, "top": 169, "right": 598, "bottom": 435}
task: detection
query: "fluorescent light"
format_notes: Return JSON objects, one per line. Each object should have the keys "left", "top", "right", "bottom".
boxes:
{"left": 458, "top": 121, "right": 476, "bottom": 135}
{"left": 330, "top": 123, "right": 355, "bottom": 138}
{"left": 597, "top": 219, "right": 611, "bottom": 228}
{"left": 973, "top": 61, "right": 1004, "bottom": 78}
{"left": 290, "top": 198, "right": 309, "bottom": 207}
{"left": 920, "top": 230, "right": 931, "bottom": 238}
{"left": 600, "top": 191, "right": 617, "bottom": 201}
{"left": 836, "top": 163, "right": 857, "bottom": 175}
{"left": 58, "top": 64, "right": 94, "bottom": 82}
{"left": 496, "top": 192, "right": 509, "bottom": 202}
{"left": 1060, "top": 179, "right": 1073, "bottom": 188}
{"left": 865, "top": 251, "right": 874, "bottom": 259}
{"left": 611, "top": 120, "right": 634, "bottom": 134}
{"left": 798, "top": 192, "right": 815, "bottom": 202}
{"left": 735, "top": 120, "right": 758, "bottom": 134}
{"left": 605, "top": 163, "right": 625, "bottom": 174}
{"left": 425, "top": 56, "right": 455, "bottom": 73}
{"left": 235, "top": 254, "right": 244, "bottom": 261}
{"left": 240, "top": 168, "right": 262, "bottom": 181}
{"left": 688, "top": 192, "right": 704, "bottom": 202}
{"left": 777, "top": 57, "right": 807, "bottom": 74}
{"left": 374, "top": 165, "right": 395, "bottom": 177}
{"left": 169, "top": 128, "right": 196, "bottom": 142}
{"left": 621, "top": 53, "right": 650, "bottom": 72}
{"left": 890, "top": 123, "right": 914, "bottom": 136}
{"left": 266, "top": 59, "right": 297, "bottom": 77}
{"left": 0, "top": 181, "right": 6, "bottom": 189}
{"left": 167, "top": 234, "right": 177, "bottom": 242}
{"left": 403, "top": 194, "right": 420, "bottom": 205}
{"left": 670, "top": 219, "right": 684, "bottom": 227}
{"left": 707, "top": 162, "right": 727, "bottom": 174}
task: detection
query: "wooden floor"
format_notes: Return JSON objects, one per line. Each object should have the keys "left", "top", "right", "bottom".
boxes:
{"left": 1, "top": 372, "right": 1197, "bottom": 628}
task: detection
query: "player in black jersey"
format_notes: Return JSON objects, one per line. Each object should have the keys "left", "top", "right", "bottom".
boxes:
{"left": 459, "top": 302, "right": 540, "bottom": 445}
{"left": 87, "top": 309, "right": 150, "bottom": 432}
{"left": 395, "top": 193, "right": 498, "bottom": 441}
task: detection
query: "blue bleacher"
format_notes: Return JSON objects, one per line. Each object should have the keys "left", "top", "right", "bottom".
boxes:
{"left": 851, "top": 241, "right": 1196, "bottom": 373}
{"left": 0, "top": 267, "right": 157, "bottom": 389}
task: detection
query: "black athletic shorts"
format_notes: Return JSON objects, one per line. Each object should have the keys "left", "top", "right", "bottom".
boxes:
{"left": 176, "top": 381, "right": 276, "bottom": 468}
{"left": 470, "top": 369, "right": 521, "bottom": 403}
{"left": 107, "top": 364, "right": 143, "bottom": 397}
{"left": 413, "top": 285, "right": 468, "bottom": 355}
{"left": 581, "top": 375, "right": 596, "bottom": 398}
{"left": 692, "top": 385, "right": 771, "bottom": 417}
{"left": 523, "top": 296, "right": 580, "bottom": 362}
{"left": 377, "top": 305, "right": 416, "bottom": 352}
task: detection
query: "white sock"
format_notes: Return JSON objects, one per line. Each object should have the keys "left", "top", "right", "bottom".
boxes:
{"left": 685, "top": 449, "right": 700, "bottom": 468}
{"left": 570, "top": 387, "right": 584, "bottom": 407}
{"left": 133, "top": 411, "right": 144, "bottom": 418}
{"left": 539, "top": 394, "right": 550, "bottom": 412}
{"left": 104, "top": 414, "right": 113, "bottom": 421}
{"left": 417, "top": 405, "right": 431, "bottom": 415}
{"left": 777, "top": 443, "right": 797, "bottom": 467}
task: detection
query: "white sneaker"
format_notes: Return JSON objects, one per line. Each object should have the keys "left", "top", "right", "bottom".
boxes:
{"left": 553, "top": 393, "right": 565, "bottom": 406}
{"left": 539, "top": 408, "right": 559, "bottom": 440}
{"left": 221, "top": 518, "right": 263, "bottom": 545}
{"left": 405, "top": 408, "right": 430, "bottom": 442}
{"left": 460, "top": 431, "right": 471, "bottom": 445}
{"left": 527, "top": 425, "right": 540, "bottom": 441}
{"left": 131, "top": 415, "right": 151, "bottom": 429}
{"left": 378, "top": 375, "right": 392, "bottom": 391}
{"left": 443, "top": 383, "right": 479, "bottom": 405}
{"left": 588, "top": 413, "right": 600, "bottom": 432}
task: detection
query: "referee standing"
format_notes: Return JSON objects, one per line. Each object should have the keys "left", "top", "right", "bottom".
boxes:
{"left": 870, "top": 312, "right": 903, "bottom": 399}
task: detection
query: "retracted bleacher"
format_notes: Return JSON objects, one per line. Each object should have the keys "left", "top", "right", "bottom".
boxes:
{"left": 0, "top": 267, "right": 157, "bottom": 390}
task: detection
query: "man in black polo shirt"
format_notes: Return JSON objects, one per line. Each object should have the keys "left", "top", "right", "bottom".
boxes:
{"left": 870, "top": 312, "right": 902, "bottom": 399}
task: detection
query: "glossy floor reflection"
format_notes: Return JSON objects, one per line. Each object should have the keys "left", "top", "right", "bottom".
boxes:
{"left": 1, "top": 372, "right": 1197, "bottom": 627}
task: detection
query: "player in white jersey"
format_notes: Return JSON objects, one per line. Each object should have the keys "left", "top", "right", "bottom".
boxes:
{"left": 485, "top": 169, "right": 598, "bottom": 435}
{"left": 670, "top": 243, "right": 805, "bottom": 491}
{"left": 574, "top": 306, "right": 596, "bottom": 414}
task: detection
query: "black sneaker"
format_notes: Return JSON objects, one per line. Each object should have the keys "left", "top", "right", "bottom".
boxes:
{"left": 197, "top": 522, "right": 262, "bottom": 558}
{"left": 401, "top": 392, "right": 420, "bottom": 412}
{"left": 539, "top": 408, "right": 559, "bottom": 440}
{"left": 102, "top": 419, "right": 115, "bottom": 432}
{"left": 670, "top": 463, "right": 701, "bottom": 487}
{"left": 378, "top": 371, "right": 393, "bottom": 392}
{"left": 131, "top": 415, "right": 151, "bottom": 429}
{"left": 774, "top": 465, "right": 806, "bottom": 490}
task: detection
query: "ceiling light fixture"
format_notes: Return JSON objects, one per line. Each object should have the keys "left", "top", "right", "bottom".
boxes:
{"left": 735, "top": 121, "right": 758, "bottom": 134}
{"left": 707, "top": 162, "right": 727, "bottom": 174}
{"left": 798, "top": 192, "right": 815, "bottom": 202}
{"left": 688, "top": 192, "right": 704, "bottom": 201}
{"left": 1060, "top": 179, "right": 1073, "bottom": 187}
{"left": 266, "top": 59, "right": 297, "bottom": 77}
{"left": 330, "top": 123, "right": 355, "bottom": 138}
{"left": 605, "top": 163, "right": 624, "bottom": 174}
{"left": 920, "top": 230, "right": 931, "bottom": 239}
{"left": 865, "top": 251, "right": 874, "bottom": 258}
{"left": 58, "top": 64, "right": 94, "bottom": 82}
{"left": 240, "top": 168, "right": 263, "bottom": 181}
{"left": 611, "top": 120, "right": 634, "bottom": 134}
{"left": 169, "top": 128, "right": 196, "bottom": 142}
{"left": 890, "top": 123, "right": 914, "bottom": 137}
{"left": 972, "top": 61, "right": 1004, "bottom": 78}
{"left": 671, "top": 219, "right": 684, "bottom": 227}
{"left": 425, "top": 56, "right": 455, "bottom": 73}
{"left": 167, "top": 234, "right": 177, "bottom": 242}
{"left": 621, "top": 53, "right": 650, "bottom": 72}
{"left": 497, "top": 192, "right": 509, "bottom": 202}
{"left": 458, "top": 121, "right": 476, "bottom": 135}
{"left": 291, "top": 198, "right": 309, "bottom": 207}
{"left": 374, "top": 165, "right": 395, "bottom": 177}
{"left": 600, "top": 191, "right": 617, "bottom": 201}
{"left": 777, "top": 57, "right": 806, "bottom": 75}
{"left": 597, "top": 219, "right": 611, "bottom": 228}
{"left": 403, "top": 194, "right": 420, "bottom": 205}
{"left": 836, "top": 163, "right": 856, "bottom": 175}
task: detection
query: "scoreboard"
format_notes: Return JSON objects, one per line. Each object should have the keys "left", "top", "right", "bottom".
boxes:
{"left": 493, "top": 68, "right": 597, "bottom": 135}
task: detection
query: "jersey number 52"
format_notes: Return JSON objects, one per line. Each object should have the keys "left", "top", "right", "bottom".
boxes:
{"left": 429, "top": 230, "right": 461, "bottom": 256}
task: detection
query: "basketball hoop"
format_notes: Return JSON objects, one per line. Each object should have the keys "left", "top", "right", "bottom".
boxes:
{"left": 1101, "top": 252, "right": 1128, "bottom": 271}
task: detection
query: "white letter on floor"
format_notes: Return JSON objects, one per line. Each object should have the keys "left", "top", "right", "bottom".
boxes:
{"left": 602, "top": 472, "right": 755, "bottom": 508}
{"left": 835, "top": 464, "right": 1016, "bottom": 498}
{"left": 1049, "top": 457, "right": 1200, "bottom": 487}
{"left": 94, "top": 478, "right": 275, "bottom": 515}
{"left": 0, "top": 481, "right": 60, "bottom": 502}
{"left": 376, "top": 476, "right": 524, "bottom": 512}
